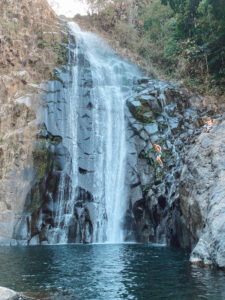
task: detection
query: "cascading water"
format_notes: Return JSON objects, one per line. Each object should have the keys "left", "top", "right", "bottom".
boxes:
{"left": 43, "top": 22, "right": 141, "bottom": 244}
{"left": 12, "top": 22, "right": 199, "bottom": 248}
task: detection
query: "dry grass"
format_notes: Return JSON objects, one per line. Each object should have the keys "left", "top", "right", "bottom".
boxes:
{"left": 0, "top": 0, "right": 67, "bottom": 83}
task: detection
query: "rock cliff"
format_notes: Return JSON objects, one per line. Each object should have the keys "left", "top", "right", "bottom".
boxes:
{"left": 180, "top": 120, "right": 225, "bottom": 269}
{"left": 124, "top": 78, "right": 202, "bottom": 245}
{"left": 0, "top": 0, "right": 67, "bottom": 244}
{"left": 125, "top": 76, "right": 225, "bottom": 269}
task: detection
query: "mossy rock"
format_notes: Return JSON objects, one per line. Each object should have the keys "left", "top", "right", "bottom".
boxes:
{"left": 156, "top": 168, "right": 164, "bottom": 180}
{"left": 163, "top": 149, "right": 172, "bottom": 159}
{"left": 139, "top": 150, "right": 148, "bottom": 159}
{"left": 49, "top": 69, "right": 64, "bottom": 85}
{"left": 158, "top": 123, "right": 168, "bottom": 132}
{"left": 32, "top": 142, "right": 54, "bottom": 181}
{"left": 37, "top": 30, "right": 68, "bottom": 66}
{"left": 39, "top": 124, "right": 62, "bottom": 145}
{"left": 30, "top": 189, "right": 43, "bottom": 213}
{"left": 128, "top": 102, "right": 154, "bottom": 123}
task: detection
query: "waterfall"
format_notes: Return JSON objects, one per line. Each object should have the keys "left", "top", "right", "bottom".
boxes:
{"left": 40, "top": 22, "right": 141, "bottom": 244}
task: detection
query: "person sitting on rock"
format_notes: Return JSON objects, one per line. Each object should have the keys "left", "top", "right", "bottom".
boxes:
{"left": 203, "top": 118, "right": 214, "bottom": 133}
{"left": 153, "top": 143, "right": 163, "bottom": 167}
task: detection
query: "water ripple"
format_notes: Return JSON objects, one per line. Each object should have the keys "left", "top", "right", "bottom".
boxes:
{"left": 0, "top": 244, "right": 224, "bottom": 299}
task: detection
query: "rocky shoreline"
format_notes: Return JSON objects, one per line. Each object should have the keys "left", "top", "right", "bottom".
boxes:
{"left": 0, "top": 287, "right": 33, "bottom": 300}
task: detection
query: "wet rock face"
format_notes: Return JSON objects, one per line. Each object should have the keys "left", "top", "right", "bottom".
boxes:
{"left": 12, "top": 32, "right": 95, "bottom": 245}
{"left": 0, "top": 0, "right": 69, "bottom": 244}
{"left": 124, "top": 79, "right": 204, "bottom": 246}
{"left": 180, "top": 120, "right": 225, "bottom": 269}
{"left": 12, "top": 124, "right": 71, "bottom": 245}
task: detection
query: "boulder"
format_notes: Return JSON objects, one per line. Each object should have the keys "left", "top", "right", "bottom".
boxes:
{"left": 0, "top": 287, "right": 18, "bottom": 300}
{"left": 144, "top": 123, "right": 158, "bottom": 135}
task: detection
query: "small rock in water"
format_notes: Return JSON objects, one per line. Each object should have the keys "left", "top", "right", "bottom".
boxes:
{"left": 0, "top": 287, "right": 18, "bottom": 300}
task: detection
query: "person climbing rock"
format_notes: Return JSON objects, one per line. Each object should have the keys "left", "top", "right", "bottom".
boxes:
{"left": 153, "top": 143, "right": 163, "bottom": 167}
{"left": 203, "top": 118, "right": 214, "bottom": 133}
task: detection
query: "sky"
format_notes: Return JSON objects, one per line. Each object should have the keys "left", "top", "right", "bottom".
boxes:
{"left": 47, "top": 0, "right": 89, "bottom": 17}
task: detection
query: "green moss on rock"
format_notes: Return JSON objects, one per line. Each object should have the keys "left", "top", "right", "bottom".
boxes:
{"left": 37, "top": 29, "right": 68, "bottom": 66}
{"left": 30, "top": 190, "right": 42, "bottom": 213}
{"left": 130, "top": 105, "right": 154, "bottom": 123}
{"left": 156, "top": 168, "right": 164, "bottom": 180}
{"left": 33, "top": 144, "right": 48, "bottom": 181}
{"left": 163, "top": 149, "right": 172, "bottom": 159}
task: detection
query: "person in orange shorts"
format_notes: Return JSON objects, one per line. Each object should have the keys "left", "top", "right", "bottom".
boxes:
{"left": 153, "top": 143, "right": 163, "bottom": 167}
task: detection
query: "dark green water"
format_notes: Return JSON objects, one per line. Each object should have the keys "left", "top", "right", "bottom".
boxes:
{"left": 0, "top": 244, "right": 225, "bottom": 299}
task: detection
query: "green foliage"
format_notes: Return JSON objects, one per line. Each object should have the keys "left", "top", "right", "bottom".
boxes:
{"left": 37, "top": 31, "right": 49, "bottom": 49}
{"left": 52, "top": 38, "right": 68, "bottom": 65}
{"left": 164, "top": 38, "right": 180, "bottom": 63}
{"left": 142, "top": 185, "right": 150, "bottom": 194}
{"left": 49, "top": 69, "right": 64, "bottom": 84}
{"left": 139, "top": 150, "right": 149, "bottom": 159}
{"left": 0, "top": 133, "right": 4, "bottom": 145}
{"left": 30, "top": 190, "right": 42, "bottom": 213}
{"left": 130, "top": 104, "right": 154, "bottom": 123}
{"left": 186, "top": 76, "right": 200, "bottom": 89}
{"left": 163, "top": 149, "right": 172, "bottom": 159}
{"left": 37, "top": 30, "right": 68, "bottom": 65}
{"left": 138, "top": 0, "right": 174, "bottom": 63}
{"left": 32, "top": 144, "right": 49, "bottom": 181}
{"left": 86, "top": 0, "right": 224, "bottom": 93}
{"left": 32, "top": 131, "right": 60, "bottom": 181}
{"left": 161, "top": 0, "right": 225, "bottom": 88}
{"left": 156, "top": 168, "right": 164, "bottom": 179}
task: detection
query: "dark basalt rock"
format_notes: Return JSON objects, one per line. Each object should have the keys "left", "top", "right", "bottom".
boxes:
{"left": 124, "top": 78, "right": 208, "bottom": 247}
{"left": 76, "top": 186, "right": 94, "bottom": 202}
{"left": 13, "top": 30, "right": 97, "bottom": 245}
